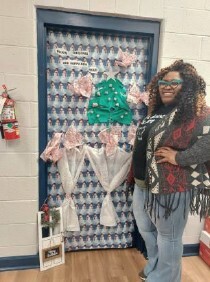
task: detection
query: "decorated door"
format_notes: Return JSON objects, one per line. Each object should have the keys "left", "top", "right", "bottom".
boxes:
{"left": 42, "top": 20, "right": 155, "bottom": 251}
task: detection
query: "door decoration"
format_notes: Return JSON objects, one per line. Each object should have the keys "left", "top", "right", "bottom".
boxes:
{"left": 41, "top": 130, "right": 132, "bottom": 228}
{"left": 41, "top": 126, "right": 85, "bottom": 232}
{"left": 98, "top": 126, "right": 121, "bottom": 156}
{"left": 115, "top": 50, "right": 136, "bottom": 68}
{"left": 40, "top": 133, "right": 64, "bottom": 163}
{"left": 86, "top": 146, "right": 132, "bottom": 226}
{"left": 87, "top": 78, "right": 132, "bottom": 125}
{"left": 127, "top": 83, "right": 149, "bottom": 105}
{"left": 45, "top": 29, "right": 149, "bottom": 250}
{"left": 57, "top": 146, "right": 86, "bottom": 232}
{"left": 69, "top": 74, "right": 93, "bottom": 98}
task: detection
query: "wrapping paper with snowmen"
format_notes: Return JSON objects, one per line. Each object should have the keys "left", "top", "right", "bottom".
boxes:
{"left": 46, "top": 28, "right": 150, "bottom": 251}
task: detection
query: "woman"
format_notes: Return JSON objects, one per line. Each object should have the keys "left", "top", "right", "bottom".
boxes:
{"left": 132, "top": 60, "right": 210, "bottom": 282}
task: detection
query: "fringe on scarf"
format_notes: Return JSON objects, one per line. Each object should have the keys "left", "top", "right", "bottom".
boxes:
{"left": 144, "top": 187, "right": 210, "bottom": 222}
{"left": 190, "top": 188, "right": 210, "bottom": 220}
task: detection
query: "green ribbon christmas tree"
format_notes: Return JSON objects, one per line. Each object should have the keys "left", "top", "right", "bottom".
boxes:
{"left": 87, "top": 78, "right": 132, "bottom": 125}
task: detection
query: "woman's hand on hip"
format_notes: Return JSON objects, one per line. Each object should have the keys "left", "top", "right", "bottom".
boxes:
{"left": 154, "top": 147, "right": 178, "bottom": 165}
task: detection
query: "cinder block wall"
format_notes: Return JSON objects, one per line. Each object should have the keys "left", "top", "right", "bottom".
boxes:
{"left": 0, "top": 0, "right": 209, "bottom": 257}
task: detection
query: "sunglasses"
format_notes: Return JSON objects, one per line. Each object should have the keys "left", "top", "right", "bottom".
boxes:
{"left": 158, "top": 79, "right": 183, "bottom": 89}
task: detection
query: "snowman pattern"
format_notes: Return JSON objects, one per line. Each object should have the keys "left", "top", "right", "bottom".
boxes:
{"left": 46, "top": 29, "right": 149, "bottom": 250}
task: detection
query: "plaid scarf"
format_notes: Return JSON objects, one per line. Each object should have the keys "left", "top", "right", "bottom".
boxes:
{"left": 145, "top": 108, "right": 210, "bottom": 219}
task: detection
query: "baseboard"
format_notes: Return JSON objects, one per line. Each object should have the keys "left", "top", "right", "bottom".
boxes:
{"left": 183, "top": 243, "right": 199, "bottom": 257}
{"left": 0, "top": 244, "right": 199, "bottom": 272}
{"left": 139, "top": 244, "right": 200, "bottom": 260}
{"left": 0, "top": 254, "right": 39, "bottom": 272}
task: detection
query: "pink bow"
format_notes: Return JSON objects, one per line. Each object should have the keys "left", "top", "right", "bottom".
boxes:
{"left": 70, "top": 74, "right": 93, "bottom": 98}
{"left": 63, "top": 126, "right": 83, "bottom": 150}
{"left": 40, "top": 133, "right": 64, "bottom": 163}
{"left": 98, "top": 126, "right": 122, "bottom": 156}
{"left": 115, "top": 50, "right": 136, "bottom": 68}
{"left": 139, "top": 91, "right": 149, "bottom": 106}
{"left": 127, "top": 125, "right": 137, "bottom": 145}
{"left": 127, "top": 84, "right": 149, "bottom": 105}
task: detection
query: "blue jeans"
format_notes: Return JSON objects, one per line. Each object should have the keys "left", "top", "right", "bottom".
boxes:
{"left": 133, "top": 184, "right": 191, "bottom": 282}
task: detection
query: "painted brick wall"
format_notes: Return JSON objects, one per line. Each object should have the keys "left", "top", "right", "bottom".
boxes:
{"left": 0, "top": 0, "right": 209, "bottom": 257}
{"left": 0, "top": 0, "right": 38, "bottom": 257}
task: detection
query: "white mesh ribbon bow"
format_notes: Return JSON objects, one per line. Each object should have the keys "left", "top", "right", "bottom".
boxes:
{"left": 57, "top": 146, "right": 86, "bottom": 232}
{"left": 57, "top": 126, "right": 85, "bottom": 232}
{"left": 86, "top": 146, "right": 132, "bottom": 226}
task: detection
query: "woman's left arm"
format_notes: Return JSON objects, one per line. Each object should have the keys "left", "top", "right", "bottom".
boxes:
{"left": 175, "top": 133, "right": 210, "bottom": 166}
{"left": 155, "top": 116, "right": 210, "bottom": 167}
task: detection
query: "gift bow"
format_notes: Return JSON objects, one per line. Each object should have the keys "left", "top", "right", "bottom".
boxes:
{"left": 127, "top": 125, "right": 137, "bottom": 145}
{"left": 98, "top": 126, "right": 122, "bottom": 156}
{"left": 40, "top": 133, "right": 64, "bottom": 163}
{"left": 115, "top": 50, "right": 136, "bottom": 68}
{"left": 40, "top": 126, "right": 84, "bottom": 163}
{"left": 127, "top": 84, "right": 149, "bottom": 105}
{"left": 70, "top": 74, "right": 93, "bottom": 98}
{"left": 63, "top": 126, "right": 83, "bottom": 150}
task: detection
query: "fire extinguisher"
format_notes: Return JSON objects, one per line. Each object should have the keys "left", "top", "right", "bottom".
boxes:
{"left": 0, "top": 85, "right": 20, "bottom": 140}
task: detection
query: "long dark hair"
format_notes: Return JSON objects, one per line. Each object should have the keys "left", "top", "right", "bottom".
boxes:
{"left": 147, "top": 60, "right": 207, "bottom": 123}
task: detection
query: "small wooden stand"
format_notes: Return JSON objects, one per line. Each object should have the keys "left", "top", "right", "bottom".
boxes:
{"left": 38, "top": 207, "right": 65, "bottom": 271}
